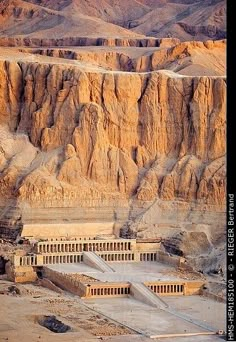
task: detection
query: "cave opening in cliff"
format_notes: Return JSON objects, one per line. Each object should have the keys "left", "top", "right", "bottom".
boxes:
{"left": 0, "top": 256, "right": 6, "bottom": 274}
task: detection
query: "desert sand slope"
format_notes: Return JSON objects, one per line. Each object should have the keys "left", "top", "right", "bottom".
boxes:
{"left": 130, "top": 0, "right": 226, "bottom": 40}
{"left": 0, "top": 0, "right": 226, "bottom": 40}
{"left": 148, "top": 40, "right": 226, "bottom": 75}
{"left": 0, "top": 0, "right": 143, "bottom": 38}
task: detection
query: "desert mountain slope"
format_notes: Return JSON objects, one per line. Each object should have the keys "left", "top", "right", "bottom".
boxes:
{"left": 0, "top": 0, "right": 143, "bottom": 38}
{"left": 0, "top": 0, "right": 226, "bottom": 40}
{"left": 130, "top": 0, "right": 226, "bottom": 40}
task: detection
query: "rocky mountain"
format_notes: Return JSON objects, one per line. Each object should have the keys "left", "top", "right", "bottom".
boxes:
{"left": 0, "top": 1, "right": 226, "bottom": 273}
{"left": 0, "top": 0, "right": 226, "bottom": 40}
{"left": 0, "top": 41, "right": 226, "bottom": 209}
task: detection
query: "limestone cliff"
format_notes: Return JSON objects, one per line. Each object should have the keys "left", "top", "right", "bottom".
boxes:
{"left": 0, "top": 55, "right": 226, "bottom": 210}
{"left": 16, "top": 39, "right": 225, "bottom": 76}
{"left": 0, "top": 37, "right": 179, "bottom": 48}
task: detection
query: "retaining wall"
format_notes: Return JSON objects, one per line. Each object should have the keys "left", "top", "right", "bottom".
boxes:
{"left": 84, "top": 282, "right": 131, "bottom": 298}
{"left": 6, "top": 262, "right": 37, "bottom": 283}
{"left": 43, "top": 267, "right": 87, "bottom": 297}
{"left": 145, "top": 281, "right": 205, "bottom": 296}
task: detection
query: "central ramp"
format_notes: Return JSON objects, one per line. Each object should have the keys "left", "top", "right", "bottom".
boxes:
{"left": 130, "top": 282, "right": 168, "bottom": 309}
{"left": 83, "top": 252, "right": 115, "bottom": 273}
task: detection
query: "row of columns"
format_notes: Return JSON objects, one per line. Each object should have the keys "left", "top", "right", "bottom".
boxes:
{"left": 43, "top": 254, "right": 83, "bottom": 264}
{"left": 101, "top": 253, "right": 135, "bottom": 262}
{"left": 37, "top": 241, "right": 132, "bottom": 254}
{"left": 140, "top": 253, "right": 157, "bottom": 262}
{"left": 48, "top": 237, "right": 96, "bottom": 241}
{"left": 38, "top": 243, "right": 83, "bottom": 253}
{"left": 90, "top": 287, "right": 130, "bottom": 296}
{"left": 87, "top": 242, "right": 132, "bottom": 252}
{"left": 20, "top": 256, "right": 37, "bottom": 266}
{"left": 150, "top": 284, "right": 184, "bottom": 294}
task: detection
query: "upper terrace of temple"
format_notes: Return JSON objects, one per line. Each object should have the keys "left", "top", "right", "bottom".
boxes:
{"left": 35, "top": 238, "right": 135, "bottom": 254}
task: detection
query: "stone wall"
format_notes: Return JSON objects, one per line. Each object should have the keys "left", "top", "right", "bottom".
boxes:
{"left": 21, "top": 222, "right": 115, "bottom": 239}
{"left": 84, "top": 282, "right": 131, "bottom": 298}
{"left": 136, "top": 242, "right": 161, "bottom": 252}
{"left": 43, "top": 267, "right": 87, "bottom": 297}
{"left": 38, "top": 278, "right": 64, "bottom": 294}
{"left": 5, "top": 262, "right": 37, "bottom": 283}
{"left": 145, "top": 280, "right": 205, "bottom": 296}
{"left": 184, "top": 281, "right": 205, "bottom": 295}
{"left": 157, "top": 250, "right": 182, "bottom": 267}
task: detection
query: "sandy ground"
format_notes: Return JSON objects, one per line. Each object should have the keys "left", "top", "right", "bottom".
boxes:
{"left": 0, "top": 279, "right": 135, "bottom": 342}
{"left": 164, "top": 295, "right": 226, "bottom": 331}
{"left": 0, "top": 273, "right": 225, "bottom": 342}
{"left": 48, "top": 261, "right": 205, "bottom": 282}
{"left": 83, "top": 296, "right": 223, "bottom": 337}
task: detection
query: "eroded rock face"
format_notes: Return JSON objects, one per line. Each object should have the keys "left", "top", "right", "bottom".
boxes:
{"left": 163, "top": 231, "right": 213, "bottom": 257}
{"left": 0, "top": 58, "right": 226, "bottom": 209}
{"left": 17, "top": 39, "right": 225, "bottom": 76}
{"left": 0, "top": 37, "right": 179, "bottom": 48}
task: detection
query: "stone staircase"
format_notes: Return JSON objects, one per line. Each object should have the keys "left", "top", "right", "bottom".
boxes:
{"left": 83, "top": 252, "right": 115, "bottom": 273}
{"left": 130, "top": 282, "right": 169, "bottom": 309}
